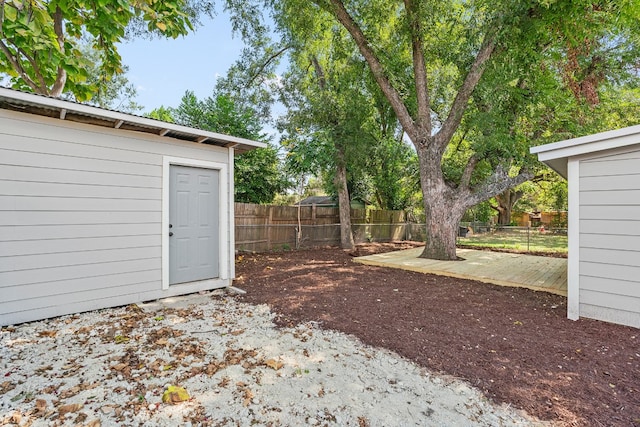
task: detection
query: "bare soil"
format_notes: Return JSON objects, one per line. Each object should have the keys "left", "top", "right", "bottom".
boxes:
{"left": 235, "top": 242, "right": 640, "bottom": 427}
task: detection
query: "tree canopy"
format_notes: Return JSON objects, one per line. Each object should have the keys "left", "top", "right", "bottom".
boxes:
{"left": 259, "top": 0, "right": 640, "bottom": 259}
{"left": 0, "top": 0, "right": 197, "bottom": 100}
{"left": 151, "top": 91, "right": 290, "bottom": 204}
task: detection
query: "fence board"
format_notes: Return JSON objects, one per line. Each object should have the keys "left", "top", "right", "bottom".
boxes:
{"left": 234, "top": 203, "right": 413, "bottom": 252}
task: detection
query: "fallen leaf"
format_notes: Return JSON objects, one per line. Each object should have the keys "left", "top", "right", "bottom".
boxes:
{"left": 9, "top": 412, "right": 21, "bottom": 424}
{"left": 0, "top": 381, "right": 15, "bottom": 393}
{"left": 265, "top": 359, "right": 284, "bottom": 370}
{"left": 230, "top": 329, "right": 245, "bottom": 336}
{"left": 35, "top": 398, "right": 47, "bottom": 414}
{"left": 155, "top": 338, "right": 169, "bottom": 346}
{"left": 114, "top": 335, "right": 130, "bottom": 344}
{"left": 38, "top": 330, "right": 57, "bottom": 338}
{"left": 85, "top": 419, "right": 101, "bottom": 427}
{"left": 58, "top": 403, "right": 83, "bottom": 415}
{"left": 242, "top": 388, "right": 254, "bottom": 407}
{"left": 162, "top": 385, "right": 190, "bottom": 404}
{"left": 111, "top": 363, "right": 127, "bottom": 371}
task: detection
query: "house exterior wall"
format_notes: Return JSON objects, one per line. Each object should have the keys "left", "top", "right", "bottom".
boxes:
{"left": 578, "top": 146, "right": 640, "bottom": 328}
{"left": 0, "top": 109, "right": 233, "bottom": 326}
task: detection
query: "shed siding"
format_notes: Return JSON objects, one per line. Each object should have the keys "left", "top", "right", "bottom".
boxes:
{"left": 578, "top": 147, "right": 640, "bottom": 328}
{"left": 0, "top": 110, "right": 230, "bottom": 325}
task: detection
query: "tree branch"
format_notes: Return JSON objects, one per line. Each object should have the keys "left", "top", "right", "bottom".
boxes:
{"left": 403, "top": 0, "right": 431, "bottom": 134}
{"left": 435, "top": 30, "right": 498, "bottom": 149}
{"left": 247, "top": 45, "right": 291, "bottom": 87}
{"left": 50, "top": 6, "right": 66, "bottom": 97}
{"left": 309, "top": 55, "right": 327, "bottom": 91}
{"left": 318, "top": 0, "right": 417, "bottom": 142}
{"left": 459, "top": 154, "right": 479, "bottom": 190}
{"left": 16, "top": 46, "right": 48, "bottom": 92}
{"left": 0, "top": 39, "right": 42, "bottom": 93}
{"left": 467, "top": 166, "right": 533, "bottom": 207}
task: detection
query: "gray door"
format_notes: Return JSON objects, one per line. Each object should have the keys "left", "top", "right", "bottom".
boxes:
{"left": 169, "top": 165, "right": 219, "bottom": 285}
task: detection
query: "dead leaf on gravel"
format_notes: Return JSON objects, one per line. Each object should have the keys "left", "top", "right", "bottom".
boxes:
{"left": 242, "top": 388, "right": 254, "bottom": 407}
{"left": 58, "top": 402, "right": 83, "bottom": 415}
{"left": 155, "top": 338, "right": 169, "bottom": 346}
{"left": 0, "top": 380, "right": 15, "bottom": 393}
{"left": 230, "top": 329, "right": 245, "bottom": 336}
{"left": 8, "top": 411, "right": 22, "bottom": 424}
{"left": 85, "top": 419, "right": 101, "bottom": 427}
{"left": 265, "top": 359, "right": 284, "bottom": 370}
{"left": 35, "top": 398, "right": 47, "bottom": 413}
{"left": 59, "top": 385, "right": 81, "bottom": 399}
{"left": 38, "top": 330, "right": 57, "bottom": 338}
{"left": 100, "top": 405, "right": 115, "bottom": 414}
{"left": 111, "top": 363, "right": 127, "bottom": 372}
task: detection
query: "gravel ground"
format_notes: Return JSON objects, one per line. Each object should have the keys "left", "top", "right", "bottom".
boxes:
{"left": 1, "top": 290, "right": 549, "bottom": 426}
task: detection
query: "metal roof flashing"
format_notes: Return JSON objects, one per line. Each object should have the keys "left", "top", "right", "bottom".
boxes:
{"left": 0, "top": 87, "right": 266, "bottom": 154}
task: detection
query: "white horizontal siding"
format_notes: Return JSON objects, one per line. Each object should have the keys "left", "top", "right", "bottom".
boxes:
{"left": 580, "top": 219, "right": 640, "bottom": 236}
{"left": 0, "top": 109, "right": 231, "bottom": 326}
{"left": 0, "top": 195, "right": 160, "bottom": 211}
{"left": 580, "top": 233, "right": 640, "bottom": 251}
{"left": 577, "top": 145, "right": 640, "bottom": 328}
{"left": 0, "top": 147, "right": 161, "bottom": 177}
{"left": 0, "top": 222, "right": 160, "bottom": 242}
{"left": 579, "top": 304, "right": 640, "bottom": 328}
{"left": 0, "top": 258, "right": 159, "bottom": 288}
{"left": 0, "top": 246, "right": 160, "bottom": 273}
{"left": 0, "top": 164, "right": 161, "bottom": 188}
{"left": 581, "top": 276, "right": 640, "bottom": 299}
{"left": 0, "top": 211, "right": 159, "bottom": 226}
{"left": 580, "top": 205, "right": 640, "bottom": 221}
{"left": 0, "top": 181, "right": 161, "bottom": 200}
{"left": 1, "top": 235, "right": 160, "bottom": 257}
{"left": 580, "top": 189, "right": 640, "bottom": 206}
{"left": 581, "top": 173, "right": 640, "bottom": 191}
{"left": 580, "top": 247, "right": 640, "bottom": 268}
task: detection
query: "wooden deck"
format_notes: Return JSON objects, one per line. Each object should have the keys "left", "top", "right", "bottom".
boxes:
{"left": 355, "top": 247, "right": 567, "bottom": 296}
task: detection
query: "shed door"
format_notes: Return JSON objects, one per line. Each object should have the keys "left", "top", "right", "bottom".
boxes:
{"left": 169, "top": 165, "right": 219, "bottom": 285}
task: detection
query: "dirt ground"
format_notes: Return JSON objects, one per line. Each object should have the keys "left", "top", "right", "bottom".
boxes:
{"left": 235, "top": 242, "right": 640, "bottom": 427}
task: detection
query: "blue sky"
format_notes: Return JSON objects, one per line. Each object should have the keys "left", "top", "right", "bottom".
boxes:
{"left": 117, "top": 11, "right": 245, "bottom": 113}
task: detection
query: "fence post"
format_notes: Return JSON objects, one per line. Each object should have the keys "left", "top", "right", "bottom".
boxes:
{"left": 267, "top": 205, "right": 273, "bottom": 251}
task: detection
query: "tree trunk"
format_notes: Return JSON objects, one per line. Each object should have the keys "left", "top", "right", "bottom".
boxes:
{"left": 417, "top": 145, "right": 464, "bottom": 260}
{"left": 335, "top": 152, "right": 355, "bottom": 249}
{"left": 494, "top": 189, "right": 523, "bottom": 226}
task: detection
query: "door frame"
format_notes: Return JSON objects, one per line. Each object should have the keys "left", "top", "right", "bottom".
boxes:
{"left": 162, "top": 156, "right": 229, "bottom": 290}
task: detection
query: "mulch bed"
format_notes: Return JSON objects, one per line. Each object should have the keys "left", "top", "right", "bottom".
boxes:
{"left": 235, "top": 242, "right": 639, "bottom": 427}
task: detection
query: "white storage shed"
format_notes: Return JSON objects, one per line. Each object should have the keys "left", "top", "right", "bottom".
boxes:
{"left": 532, "top": 125, "right": 640, "bottom": 328}
{"left": 0, "top": 88, "right": 265, "bottom": 326}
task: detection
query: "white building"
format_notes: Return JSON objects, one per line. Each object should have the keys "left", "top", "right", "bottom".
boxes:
{"left": 0, "top": 88, "right": 264, "bottom": 326}
{"left": 532, "top": 125, "right": 640, "bottom": 328}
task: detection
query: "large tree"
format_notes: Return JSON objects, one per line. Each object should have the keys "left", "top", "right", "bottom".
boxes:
{"left": 0, "top": 0, "right": 197, "bottom": 100}
{"left": 265, "top": 0, "right": 639, "bottom": 260}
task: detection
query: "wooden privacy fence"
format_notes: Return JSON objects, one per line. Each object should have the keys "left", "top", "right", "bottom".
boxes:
{"left": 234, "top": 203, "right": 425, "bottom": 252}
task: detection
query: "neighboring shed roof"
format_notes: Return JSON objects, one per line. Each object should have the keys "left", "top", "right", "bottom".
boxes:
{"left": 297, "top": 196, "right": 337, "bottom": 206}
{"left": 531, "top": 124, "right": 640, "bottom": 178}
{"left": 0, "top": 87, "right": 266, "bottom": 154}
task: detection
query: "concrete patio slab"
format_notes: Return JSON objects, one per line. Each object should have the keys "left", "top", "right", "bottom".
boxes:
{"left": 355, "top": 247, "right": 567, "bottom": 296}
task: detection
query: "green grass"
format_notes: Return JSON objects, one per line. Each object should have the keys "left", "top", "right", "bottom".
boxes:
{"left": 458, "top": 230, "right": 568, "bottom": 253}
